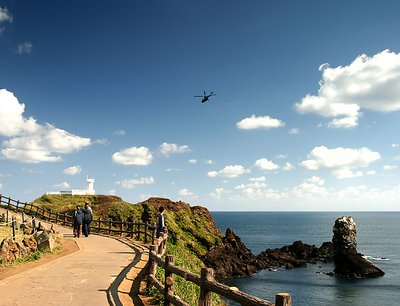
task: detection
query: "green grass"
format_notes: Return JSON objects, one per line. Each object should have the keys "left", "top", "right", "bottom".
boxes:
{"left": 148, "top": 242, "right": 225, "bottom": 306}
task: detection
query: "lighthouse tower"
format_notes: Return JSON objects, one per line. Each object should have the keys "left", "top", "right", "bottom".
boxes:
{"left": 86, "top": 177, "right": 95, "bottom": 195}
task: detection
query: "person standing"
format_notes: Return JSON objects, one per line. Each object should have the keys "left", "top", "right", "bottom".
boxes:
{"left": 82, "top": 202, "right": 93, "bottom": 237}
{"left": 156, "top": 206, "right": 165, "bottom": 238}
{"left": 73, "top": 206, "right": 83, "bottom": 238}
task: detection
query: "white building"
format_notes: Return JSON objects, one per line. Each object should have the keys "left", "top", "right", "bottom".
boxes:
{"left": 47, "top": 177, "right": 95, "bottom": 195}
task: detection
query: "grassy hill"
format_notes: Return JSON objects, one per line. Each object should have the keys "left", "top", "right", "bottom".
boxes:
{"left": 32, "top": 194, "right": 225, "bottom": 305}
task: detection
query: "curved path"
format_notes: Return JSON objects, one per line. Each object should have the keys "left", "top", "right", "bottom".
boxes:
{"left": 0, "top": 224, "right": 149, "bottom": 306}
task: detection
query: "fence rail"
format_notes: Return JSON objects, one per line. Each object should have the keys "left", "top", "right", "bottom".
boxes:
{"left": 147, "top": 232, "right": 292, "bottom": 306}
{"left": 0, "top": 194, "right": 154, "bottom": 243}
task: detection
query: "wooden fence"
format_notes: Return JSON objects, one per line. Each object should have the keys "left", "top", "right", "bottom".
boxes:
{"left": 0, "top": 194, "right": 154, "bottom": 243}
{"left": 147, "top": 231, "right": 292, "bottom": 306}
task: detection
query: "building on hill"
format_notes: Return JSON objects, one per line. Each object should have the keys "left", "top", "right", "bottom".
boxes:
{"left": 47, "top": 177, "right": 95, "bottom": 195}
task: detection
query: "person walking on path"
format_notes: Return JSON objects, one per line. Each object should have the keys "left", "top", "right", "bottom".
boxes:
{"left": 73, "top": 205, "right": 84, "bottom": 238}
{"left": 82, "top": 202, "right": 93, "bottom": 237}
{"left": 156, "top": 206, "right": 165, "bottom": 238}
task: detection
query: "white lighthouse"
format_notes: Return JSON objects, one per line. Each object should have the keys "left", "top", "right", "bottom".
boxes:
{"left": 47, "top": 176, "right": 96, "bottom": 195}
{"left": 86, "top": 177, "right": 95, "bottom": 195}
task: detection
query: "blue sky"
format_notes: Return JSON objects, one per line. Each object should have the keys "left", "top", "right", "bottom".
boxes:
{"left": 1, "top": 1, "right": 400, "bottom": 211}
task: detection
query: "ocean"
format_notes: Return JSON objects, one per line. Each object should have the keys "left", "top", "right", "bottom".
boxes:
{"left": 211, "top": 212, "right": 400, "bottom": 306}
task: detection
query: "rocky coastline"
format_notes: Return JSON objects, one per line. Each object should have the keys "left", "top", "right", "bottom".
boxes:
{"left": 203, "top": 216, "right": 384, "bottom": 280}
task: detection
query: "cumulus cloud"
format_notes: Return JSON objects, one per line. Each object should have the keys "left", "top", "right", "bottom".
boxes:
{"left": 63, "top": 165, "right": 82, "bottom": 176}
{"left": 292, "top": 176, "right": 328, "bottom": 198}
{"left": 53, "top": 182, "right": 70, "bottom": 190}
{"left": 237, "top": 115, "right": 284, "bottom": 130}
{"left": 289, "top": 128, "right": 299, "bottom": 135}
{"left": 210, "top": 188, "right": 229, "bottom": 199}
{"left": 301, "top": 146, "right": 381, "bottom": 178}
{"left": 115, "top": 176, "right": 155, "bottom": 189}
{"left": 112, "top": 146, "right": 153, "bottom": 166}
{"left": 0, "top": 89, "right": 91, "bottom": 163}
{"left": 254, "top": 158, "right": 279, "bottom": 171}
{"left": 383, "top": 165, "right": 397, "bottom": 171}
{"left": 208, "top": 165, "right": 249, "bottom": 178}
{"left": 159, "top": 142, "right": 190, "bottom": 156}
{"left": 114, "top": 129, "right": 126, "bottom": 136}
{"left": 188, "top": 159, "right": 197, "bottom": 165}
{"left": 295, "top": 50, "right": 400, "bottom": 128}
{"left": 17, "top": 41, "right": 32, "bottom": 55}
{"left": 178, "top": 188, "right": 194, "bottom": 197}
{"left": 0, "top": 7, "right": 13, "bottom": 23}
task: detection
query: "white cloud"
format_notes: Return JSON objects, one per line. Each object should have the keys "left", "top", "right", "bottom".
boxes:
{"left": 391, "top": 144, "right": 399, "bottom": 148}
{"left": 0, "top": 7, "right": 12, "bottom": 23}
{"left": 210, "top": 188, "right": 229, "bottom": 199}
{"left": 332, "top": 168, "right": 363, "bottom": 179}
{"left": 383, "top": 165, "right": 397, "bottom": 171}
{"left": 114, "top": 129, "right": 126, "bottom": 136}
{"left": 205, "top": 159, "right": 214, "bottom": 165}
{"left": 63, "top": 165, "right": 82, "bottom": 176}
{"left": 178, "top": 188, "right": 194, "bottom": 197}
{"left": 53, "top": 182, "right": 70, "bottom": 190}
{"left": 295, "top": 50, "right": 400, "bottom": 128}
{"left": 115, "top": 176, "right": 155, "bottom": 189}
{"left": 289, "top": 128, "right": 299, "bottom": 135}
{"left": 17, "top": 41, "right": 32, "bottom": 55}
{"left": 237, "top": 115, "right": 284, "bottom": 130}
{"left": 188, "top": 159, "right": 197, "bottom": 165}
{"left": 159, "top": 142, "right": 190, "bottom": 156}
{"left": 292, "top": 176, "right": 328, "bottom": 198}
{"left": 208, "top": 165, "right": 249, "bottom": 178}
{"left": 0, "top": 89, "right": 91, "bottom": 163}
{"left": 282, "top": 162, "right": 294, "bottom": 171}
{"left": 249, "top": 176, "right": 266, "bottom": 182}
{"left": 112, "top": 147, "right": 153, "bottom": 166}
{"left": 366, "top": 170, "right": 377, "bottom": 176}
{"left": 254, "top": 158, "right": 279, "bottom": 171}
{"left": 301, "top": 146, "right": 381, "bottom": 176}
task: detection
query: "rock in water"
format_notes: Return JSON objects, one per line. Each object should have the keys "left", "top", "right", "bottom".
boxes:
{"left": 332, "top": 216, "right": 384, "bottom": 278}
{"left": 203, "top": 228, "right": 258, "bottom": 279}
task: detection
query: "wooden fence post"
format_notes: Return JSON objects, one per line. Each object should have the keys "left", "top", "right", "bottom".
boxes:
{"left": 147, "top": 245, "right": 157, "bottom": 289}
{"left": 32, "top": 218, "right": 36, "bottom": 234}
{"left": 275, "top": 293, "right": 292, "bottom": 306}
{"left": 120, "top": 220, "right": 124, "bottom": 236}
{"left": 198, "top": 268, "right": 214, "bottom": 306}
{"left": 108, "top": 219, "right": 112, "bottom": 234}
{"left": 12, "top": 216, "right": 16, "bottom": 240}
{"left": 130, "top": 220, "right": 134, "bottom": 238}
{"left": 98, "top": 218, "right": 102, "bottom": 233}
{"left": 144, "top": 223, "right": 148, "bottom": 243}
{"left": 16, "top": 200, "right": 20, "bottom": 210}
{"left": 164, "top": 255, "right": 175, "bottom": 306}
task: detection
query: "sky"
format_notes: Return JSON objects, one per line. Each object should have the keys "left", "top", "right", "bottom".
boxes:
{"left": 1, "top": 1, "right": 400, "bottom": 211}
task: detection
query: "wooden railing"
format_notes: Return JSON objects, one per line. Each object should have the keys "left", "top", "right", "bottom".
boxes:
{"left": 147, "top": 231, "right": 292, "bottom": 306}
{"left": 0, "top": 194, "right": 154, "bottom": 243}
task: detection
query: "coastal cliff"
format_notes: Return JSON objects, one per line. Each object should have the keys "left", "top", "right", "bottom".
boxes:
{"left": 32, "top": 195, "right": 384, "bottom": 281}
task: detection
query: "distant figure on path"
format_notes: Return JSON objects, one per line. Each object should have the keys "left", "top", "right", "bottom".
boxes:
{"left": 73, "top": 206, "right": 83, "bottom": 238}
{"left": 82, "top": 202, "right": 93, "bottom": 237}
{"left": 156, "top": 206, "right": 165, "bottom": 238}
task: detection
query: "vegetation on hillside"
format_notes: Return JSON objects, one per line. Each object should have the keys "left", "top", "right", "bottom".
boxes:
{"left": 32, "top": 194, "right": 225, "bottom": 305}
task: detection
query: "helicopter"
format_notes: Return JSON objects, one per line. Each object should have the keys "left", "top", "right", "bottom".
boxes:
{"left": 194, "top": 91, "right": 216, "bottom": 103}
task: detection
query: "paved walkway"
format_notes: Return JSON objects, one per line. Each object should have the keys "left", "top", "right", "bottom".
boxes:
{"left": 0, "top": 224, "right": 149, "bottom": 306}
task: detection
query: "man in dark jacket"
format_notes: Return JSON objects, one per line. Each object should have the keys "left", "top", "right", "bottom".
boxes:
{"left": 73, "top": 206, "right": 83, "bottom": 238}
{"left": 82, "top": 203, "right": 92, "bottom": 237}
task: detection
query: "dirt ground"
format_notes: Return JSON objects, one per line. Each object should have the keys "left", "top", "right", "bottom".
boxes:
{"left": 0, "top": 238, "right": 79, "bottom": 281}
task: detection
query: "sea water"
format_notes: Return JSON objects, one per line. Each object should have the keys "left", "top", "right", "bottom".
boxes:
{"left": 211, "top": 212, "right": 400, "bottom": 306}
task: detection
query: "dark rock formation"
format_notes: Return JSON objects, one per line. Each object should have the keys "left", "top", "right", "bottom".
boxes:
{"left": 203, "top": 228, "right": 258, "bottom": 278}
{"left": 332, "top": 216, "right": 384, "bottom": 278}
{"left": 203, "top": 228, "right": 334, "bottom": 279}
{"left": 257, "top": 240, "right": 334, "bottom": 270}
